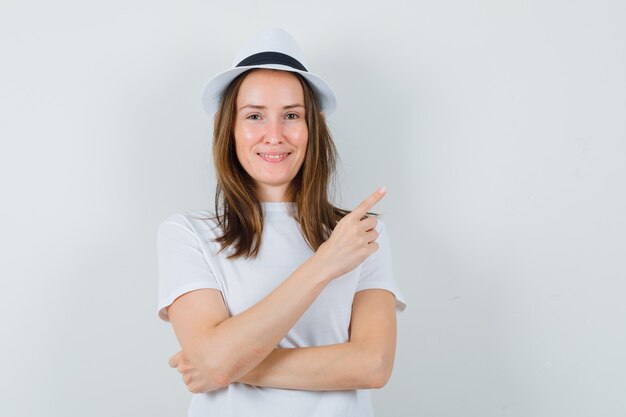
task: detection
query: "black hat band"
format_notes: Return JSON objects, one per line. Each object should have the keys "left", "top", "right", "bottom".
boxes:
{"left": 236, "top": 51, "right": 308, "bottom": 72}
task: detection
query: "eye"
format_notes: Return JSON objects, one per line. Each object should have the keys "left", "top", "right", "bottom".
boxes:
{"left": 285, "top": 112, "right": 300, "bottom": 120}
{"left": 246, "top": 114, "right": 261, "bottom": 121}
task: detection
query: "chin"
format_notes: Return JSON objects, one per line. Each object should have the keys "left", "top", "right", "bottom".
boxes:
{"left": 257, "top": 175, "right": 295, "bottom": 186}
{"left": 255, "top": 170, "right": 294, "bottom": 181}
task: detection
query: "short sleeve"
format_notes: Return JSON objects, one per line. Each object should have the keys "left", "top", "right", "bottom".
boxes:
{"left": 356, "top": 219, "right": 407, "bottom": 313}
{"left": 156, "top": 213, "right": 221, "bottom": 322}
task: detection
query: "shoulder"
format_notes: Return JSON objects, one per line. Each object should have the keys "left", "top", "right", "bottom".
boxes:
{"left": 158, "top": 210, "right": 219, "bottom": 238}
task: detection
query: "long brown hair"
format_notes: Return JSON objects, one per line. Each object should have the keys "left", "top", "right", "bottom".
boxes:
{"left": 207, "top": 69, "right": 370, "bottom": 260}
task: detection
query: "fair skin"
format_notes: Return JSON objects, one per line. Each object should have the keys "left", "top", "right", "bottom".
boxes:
{"left": 167, "top": 69, "right": 397, "bottom": 393}
{"left": 232, "top": 69, "right": 308, "bottom": 202}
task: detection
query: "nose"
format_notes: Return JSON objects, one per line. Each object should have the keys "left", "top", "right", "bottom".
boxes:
{"left": 264, "top": 117, "right": 283, "bottom": 144}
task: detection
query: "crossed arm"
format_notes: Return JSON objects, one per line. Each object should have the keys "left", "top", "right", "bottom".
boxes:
{"left": 165, "top": 188, "right": 398, "bottom": 393}
{"left": 168, "top": 288, "right": 398, "bottom": 392}
{"left": 236, "top": 288, "right": 397, "bottom": 390}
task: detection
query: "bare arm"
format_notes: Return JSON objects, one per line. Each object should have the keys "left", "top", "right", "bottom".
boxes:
{"left": 167, "top": 256, "right": 333, "bottom": 393}
{"left": 234, "top": 289, "right": 398, "bottom": 390}
{"left": 167, "top": 188, "right": 388, "bottom": 393}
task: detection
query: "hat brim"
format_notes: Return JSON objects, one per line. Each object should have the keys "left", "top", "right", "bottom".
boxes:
{"left": 201, "top": 64, "right": 337, "bottom": 117}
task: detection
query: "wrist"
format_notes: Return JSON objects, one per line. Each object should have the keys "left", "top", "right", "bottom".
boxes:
{"left": 306, "top": 252, "right": 335, "bottom": 284}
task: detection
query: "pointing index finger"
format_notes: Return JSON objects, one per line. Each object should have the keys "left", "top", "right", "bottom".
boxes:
{"left": 353, "top": 186, "right": 387, "bottom": 218}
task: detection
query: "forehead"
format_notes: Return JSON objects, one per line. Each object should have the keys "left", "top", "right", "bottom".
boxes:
{"left": 236, "top": 69, "right": 304, "bottom": 105}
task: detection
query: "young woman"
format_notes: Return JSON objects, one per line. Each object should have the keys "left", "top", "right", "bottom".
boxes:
{"left": 157, "top": 28, "right": 406, "bottom": 417}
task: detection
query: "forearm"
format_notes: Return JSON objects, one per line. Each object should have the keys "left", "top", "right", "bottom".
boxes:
{"left": 235, "top": 342, "right": 383, "bottom": 391}
{"left": 169, "top": 192, "right": 388, "bottom": 392}
{"left": 187, "top": 256, "right": 334, "bottom": 386}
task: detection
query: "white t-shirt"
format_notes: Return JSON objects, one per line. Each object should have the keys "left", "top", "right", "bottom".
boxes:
{"left": 157, "top": 202, "right": 407, "bottom": 417}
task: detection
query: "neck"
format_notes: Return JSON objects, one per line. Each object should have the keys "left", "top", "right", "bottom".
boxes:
{"left": 256, "top": 183, "right": 293, "bottom": 202}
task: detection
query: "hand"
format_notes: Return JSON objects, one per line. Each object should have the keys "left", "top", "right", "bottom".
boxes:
{"left": 315, "top": 186, "right": 387, "bottom": 279}
{"left": 169, "top": 350, "right": 219, "bottom": 394}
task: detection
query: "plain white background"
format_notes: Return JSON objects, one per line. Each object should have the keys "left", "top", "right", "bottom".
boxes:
{"left": 1, "top": 0, "right": 625, "bottom": 416}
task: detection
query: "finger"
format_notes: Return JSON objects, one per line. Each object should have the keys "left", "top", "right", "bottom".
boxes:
{"left": 353, "top": 186, "right": 386, "bottom": 218}
{"left": 367, "top": 241, "right": 380, "bottom": 255}
{"left": 364, "top": 227, "right": 379, "bottom": 244}
{"left": 168, "top": 352, "right": 180, "bottom": 368}
{"left": 360, "top": 216, "right": 378, "bottom": 231}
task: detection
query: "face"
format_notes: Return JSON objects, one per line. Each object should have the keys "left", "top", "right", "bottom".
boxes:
{"left": 233, "top": 69, "right": 308, "bottom": 202}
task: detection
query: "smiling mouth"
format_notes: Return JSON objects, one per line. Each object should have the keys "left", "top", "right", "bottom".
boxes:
{"left": 257, "top": 152, "right": 291, "bottom": 162}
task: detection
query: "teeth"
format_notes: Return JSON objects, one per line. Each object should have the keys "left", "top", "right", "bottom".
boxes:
{"left": 259, "top": 153, "right": 289, "bottom": 159}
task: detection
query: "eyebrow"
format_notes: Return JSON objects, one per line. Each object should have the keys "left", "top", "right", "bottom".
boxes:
{"left": 238, "top": 104, "right": 305, "bottom": 111}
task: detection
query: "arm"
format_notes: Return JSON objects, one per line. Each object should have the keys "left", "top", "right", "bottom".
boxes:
{"left": 235, "top": 289, "right": 398, "bottom": 390}
{"left": 167, "top": 255, "right": 333, "bottom": 393}
{"left": 166, "top": 189, "right": 387, "bottom": 393}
